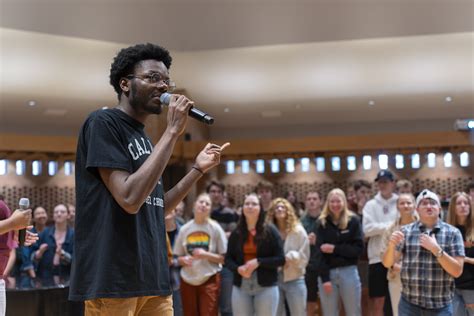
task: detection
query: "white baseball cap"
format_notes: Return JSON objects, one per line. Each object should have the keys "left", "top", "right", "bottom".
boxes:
{"left": 415, "top": 189, "right": 441, "bottom": 208}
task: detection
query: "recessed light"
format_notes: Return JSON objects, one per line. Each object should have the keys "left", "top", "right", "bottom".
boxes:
{"left": 368, "top": 100, "right": 375, "bottom": 106}
{"left": 224, "top": 107, "right": 230, "bottom": 113}
{"left": 27, "top": 100, "right": 36, "bottom": 107}
{"left": 445, "top": 96, "right": 453, "bottom": 103}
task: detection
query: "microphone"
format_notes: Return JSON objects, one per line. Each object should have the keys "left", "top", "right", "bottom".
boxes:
{"left": 160, "top": 93, "right": 214, "bottom": 125}
{"left": 18, "top": 198, "right": 30, "bottom": 245}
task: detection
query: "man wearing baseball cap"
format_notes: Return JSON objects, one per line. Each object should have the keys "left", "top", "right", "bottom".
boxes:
{"left": 382, "top": 189, "right": 465, "bottom": 315}
{"left": 363, "top": 170, "right": 399, "bottom": 316}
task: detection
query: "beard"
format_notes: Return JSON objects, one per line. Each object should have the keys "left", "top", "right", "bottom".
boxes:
{"left": 129, "top": 81, "right": 162, "bottom": 115}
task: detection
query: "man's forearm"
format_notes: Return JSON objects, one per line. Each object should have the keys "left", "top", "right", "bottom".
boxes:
{"left": 436, "top": 252, "right": 463, "bottom": 278}
{"left": 164, "top": 168, "right": 203, "bottom": 215}
{"left": 101, "top": 131, "right": 179, "bottom": 214}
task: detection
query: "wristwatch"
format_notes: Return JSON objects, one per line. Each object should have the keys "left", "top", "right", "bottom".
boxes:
{"left": 435, "top": 248, "right": 444, "bottom": 258}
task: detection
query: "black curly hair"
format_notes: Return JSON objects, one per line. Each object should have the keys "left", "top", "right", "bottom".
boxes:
{"left": 109, "top": 43, "right": 172, "bottom": 99}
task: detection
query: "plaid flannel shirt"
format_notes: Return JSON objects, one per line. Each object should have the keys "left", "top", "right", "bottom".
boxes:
{"left": 397, "top": 220, "right": 464, "bottom": 309}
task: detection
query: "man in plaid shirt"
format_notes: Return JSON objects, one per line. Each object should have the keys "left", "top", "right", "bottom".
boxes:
{"left": 382, "top": 189, "right": 465, "bottom": 315}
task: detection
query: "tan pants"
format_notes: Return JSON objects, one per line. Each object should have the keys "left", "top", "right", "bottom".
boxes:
{"left": 85, "top": 295, "right": 173, "bottom": 316}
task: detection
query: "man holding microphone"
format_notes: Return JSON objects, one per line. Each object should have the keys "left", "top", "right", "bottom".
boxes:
{"left": 69, "top": 43, "right": 229, "bottom": 316}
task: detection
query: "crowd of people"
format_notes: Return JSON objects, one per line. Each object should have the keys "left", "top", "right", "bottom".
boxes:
{"left": 2, "top": 173, "right": 473, "bottom": 316}
{"left": 162, "top": 174, "right": 474, "bottom": 316}
{"left": 7, "top": 203, "right": 75, "bottom": 289}
{"left": 3, "top": 42, "right": 472, "bottom": 316}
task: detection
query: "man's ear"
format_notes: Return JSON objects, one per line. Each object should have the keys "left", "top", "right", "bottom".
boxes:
{"left": 119, "top": 78, "right": 130, "bottom": 93}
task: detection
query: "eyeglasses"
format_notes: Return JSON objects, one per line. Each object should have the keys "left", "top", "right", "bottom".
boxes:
{"left": 126, "top": 73, "right": 176, "bottom": 92}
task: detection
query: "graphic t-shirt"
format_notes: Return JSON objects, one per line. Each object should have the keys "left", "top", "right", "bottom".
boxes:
{"left": 173, "top": 219, "right": 227, "bottom": 286}
{"left": 69, "top": 108, "right": 170, "bottom": 301}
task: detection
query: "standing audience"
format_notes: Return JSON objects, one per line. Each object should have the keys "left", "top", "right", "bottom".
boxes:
{"left": 301, "top": 191, "right": 323, "bottom": 316}
{"left": 284, "top": 191, "right": 304, "bottom": 218}
{"left": 314, "top": 188, "right": 364, "bottom": 316}
{"left": 379, "top": 193, "right": 418, "bottom": 315}
{"left": 225, "top": 193, "right": 285, "bottom": 316}
{"left": 174, "top": 201, "right": 186, "bottom": 226}
{"left": 67, "top": 204, "right": 76, "bottom": 228}
{"left": 346, "top": 183, "right": 358, "bottom": 214}
{"left": 396, "top": 180, "right": 414, "bottom": 195}
{"left": 353, "top": 180, "right": 372, "bottom": 217}
{"left": 467, "top": 181, "right": 474, "bottom": 201}
{"left": 266, "top": 198, "right": 309, "bottom": 316}
{"left": 363, "top": 170, "right": 398, "bottom": 316}
{"left": 256, "top": 181, "right": 275, "bottom": 212}
{"left": 0, "top": 195, "right": 37, "bottom": 316}
{"left": 207, "top": 180, "right": 238, "bottom": 316}
{"left": 383, "top": 189, "right": 464, "bottom": 315}
{"left": 165, "top": 204, "right": 184, "bottom": 316}
{"left": 31, "top": 204, "right": 74, "bottom": 286}
{"left": 173, "top": 193, "right": 227, "bottom": 316}
{"left": 447, "top": 192, "right": 474, "bottom": 315}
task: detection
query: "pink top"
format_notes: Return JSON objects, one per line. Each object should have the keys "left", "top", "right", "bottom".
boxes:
{"left": 0, "top": 200, "right": 18, "bottom": 277}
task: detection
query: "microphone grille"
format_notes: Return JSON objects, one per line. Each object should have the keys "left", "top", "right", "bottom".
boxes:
{"left": 19, "top": 198, "right": 30, "bottom": 210}
{"left": 159, "top": 93, "right": 171, "bottom": 105}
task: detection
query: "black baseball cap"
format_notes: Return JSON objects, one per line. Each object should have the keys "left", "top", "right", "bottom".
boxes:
{"left": 375, "top": 170, "right": 394, "bottom": 182}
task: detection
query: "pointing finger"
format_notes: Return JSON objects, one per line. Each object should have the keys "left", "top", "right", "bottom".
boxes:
{"left": 220, "top": 142, "right": 231, "bottom": 151}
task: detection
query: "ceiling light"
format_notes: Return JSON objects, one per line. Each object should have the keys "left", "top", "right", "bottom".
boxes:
{"left": 445, "top": 96, "right": 453, "bottom": 102}
{"left": 224, "top": 107, "right": 230, "bottom": 113}
{"left": 368, "top": 100, "right": 375, "bottom": 106}
{"left": 27, "top": 100, "right": 36, "bottom": 107}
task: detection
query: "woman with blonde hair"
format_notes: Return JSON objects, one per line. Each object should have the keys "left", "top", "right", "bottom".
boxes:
{"left": 266, "top": 198, "right": 310, "bottom": 316}
{"left": 313, "top": 188, "right": 363, "bottom": 316}
{"left": 380, "top": 193, "right": 418, "bottom": 315}
{"left": 447, "top": 192, "right": 474, "bottom": 316}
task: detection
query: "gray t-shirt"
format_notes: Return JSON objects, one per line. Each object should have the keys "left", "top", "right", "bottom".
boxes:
{"left": 173, "top": 219, "right": 227, "bottom": 285}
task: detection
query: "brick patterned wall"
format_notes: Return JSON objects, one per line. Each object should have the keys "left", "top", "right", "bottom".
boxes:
{"left": 217, "top": 150, "right": 474, "bottom": 206}
{"left": 0, "top": 160, "right": 75, "bottom": 217}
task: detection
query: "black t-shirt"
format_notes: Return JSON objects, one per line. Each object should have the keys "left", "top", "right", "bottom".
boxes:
{"left": 69, "top": 108, "right": 170, "bottom": 301}
{"left": 210, "top": 205, "right": 239, "bottom": 233}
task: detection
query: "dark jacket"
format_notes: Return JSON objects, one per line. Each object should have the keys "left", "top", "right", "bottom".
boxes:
{"left": 313, "top": 214, "right": 363, "bottom": 283}
{"left": 32, "top": 226, "right": 74, "bottom": 281}
{"left": 225, "top": 224, "right": 285, "bottom": 287}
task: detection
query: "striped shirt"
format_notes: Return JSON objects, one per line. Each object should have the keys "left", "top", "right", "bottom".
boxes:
{"left": 397, "top": 220, "right": 464, "bottom": 309}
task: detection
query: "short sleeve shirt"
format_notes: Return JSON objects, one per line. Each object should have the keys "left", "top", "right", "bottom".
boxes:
{"left": 69, "top": 109, "right": 170, "bottom": 301}
{"left": 398, "top": 220, "right": 464, "bottom": 309}
{"left": 173, "top": 219, "right": 227, "bottom": 286}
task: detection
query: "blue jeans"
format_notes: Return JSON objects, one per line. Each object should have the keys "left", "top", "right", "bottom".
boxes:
{"left": 453, "top": 288, "right": 474, "bottom": 316}
{"left": 172, "top": 288, "right": 183, "bottom": 316}
{"left": 219, "top": 267, "right": 233, "bottom": 316}
{"left": 276, "top": 276, "right": 307, "bottom": 316}
{"left": 318, "top": 265, "right": 361, "bottom": 316}
{"left": 232, "top": 272, "right": 279, "bottom": 316}
{"left": 399, "top": 296, "right": 453, "bottom": 316}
